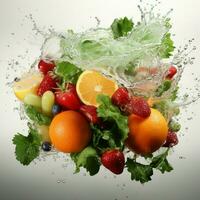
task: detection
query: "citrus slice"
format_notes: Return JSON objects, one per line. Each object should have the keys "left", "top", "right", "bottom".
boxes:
{"left": 76, "top": 70, "right": 118, "bottom": 106}
{"left": 13, "top": 73, "right": 43, "bottom": 101}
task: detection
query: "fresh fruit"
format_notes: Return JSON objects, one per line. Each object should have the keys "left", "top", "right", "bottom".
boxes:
{"left": 38, "top": 60, "right": 55, "bottom": 75}
{"left": 49, "top": 111, "right": 91, "bottom": 153}
{"left": 37, "top": 125, "right": 51, "bottom": 142}
{"left": 13, "top": 73, "right": 43, "bottom": 101}
{"left": 125, "top": 97, "right": 151, "bottom": 118}
{"left": 76, "top": 70, "right": 118, "bottom": 106}
{"left": 41, "top": 91, "right": 55, "bottom": 116}
{"left": 55, "top": 83, "right": 82, "bottom": 110}
{"left": 166, "top": 66, "right": 177, "bottom": 79}
{"left": 101, "top": 150, "right": 125, "bottom": 175}
{"left": 24, "top": 94, "right": 42, "bottom": 108}
{"left": 79, "top": 105, "right": 100, "bottom": 124}
{"left": 111, "top": 87, "right": 130, "bottom": 108}
{"left": 42, "top": 142, "right": 52, "bottom": 152}
{"left": 37, "top": 72, "right": 58, "bottom": 96}
{"left": 127, "top": 108, "right": 168, "bottom": 155}
{"left": 52, "top": 104, "right": 62, "bottom": 116}
{"left": 163, "top": 131, "right": 179, "bottom": 147}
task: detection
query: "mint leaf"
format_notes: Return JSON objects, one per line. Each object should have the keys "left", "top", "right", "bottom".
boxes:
{"left": 111, "top": 17, "right": 134, "bottom": 39}
{"left": 96, "top": 95, "right": 129, "bottom": 147}
{"left": 55, "top": 61, "right": 82, "bottom": 84}
{"left": 13, "top": 128, "right": 41, "bottom": 165}
{"left": 126, "top": 158, "right": 153, "bottom": 184}
{"left": 25, "top": 105, "right": 51, "bottom": 125}
{"left": 150, "top": 149, "right": 173, "bottom": 173}
{"left": 71, "top": 146, "right": 100, "bottom": 176}
{"left": 155, "top": 80, "right": 172, "bottom": 97}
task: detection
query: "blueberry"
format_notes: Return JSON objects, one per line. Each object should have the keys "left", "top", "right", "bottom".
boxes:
{"left": 42, "top": 142, "right": 52, "bottom": 152}
{"left": 52, "top": 104, "right": 61, "bottom": 116}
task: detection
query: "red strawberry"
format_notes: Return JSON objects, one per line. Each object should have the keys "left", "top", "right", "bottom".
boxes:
{"left": 163, "top": 131, "right": 179, "bottom": 147}
{"left": 111, "top": 87, "right": 130, "bottom": 108}
{"left": 166, "top": 66, "right": 177, "bottom": 79}
{"left": 125, "top": 97, "right": 151, "bottom": 118}
{"left": 55, "top": 83, "right": 82, "bottom": 110}
{"left": 101, "top": 150, "right": 125, "bottom": 175}
{"left": 38, "top": 60, "right": 55, "bottom": 75}
{"left": 37, "top": 73, "right": 58, "bottom": 96}
{"left": 79, "top": 105, "right": 100, "bottom": 124}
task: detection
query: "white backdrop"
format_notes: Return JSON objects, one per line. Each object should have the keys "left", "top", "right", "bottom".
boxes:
{"left": 0, "top": 0, "right": 200, "bottom": 200}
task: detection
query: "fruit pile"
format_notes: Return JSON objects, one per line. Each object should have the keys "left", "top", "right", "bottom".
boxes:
{"left": 13, "top": 58, "right": 180, "bottom": 183}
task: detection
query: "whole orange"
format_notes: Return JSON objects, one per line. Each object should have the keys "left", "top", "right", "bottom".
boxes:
{"left": 126, "top": 108, "right": 168, "bottom": 155}
{"left": 49, "top": 111, "right": 91, "bottom": 153}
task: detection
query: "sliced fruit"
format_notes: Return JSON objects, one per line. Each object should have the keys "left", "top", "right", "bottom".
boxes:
{"left": 13, "top": 73, "right": 43, "bottom": 101}
{"left": 76, "top": 70, "right": 118, "bottom": 106}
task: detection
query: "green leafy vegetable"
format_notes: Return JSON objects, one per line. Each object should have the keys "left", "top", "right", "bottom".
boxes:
{"left": 96, "top": 95, "right": 129, "bottom": 148}
{"left": 150, "top": 149, "right": 173, "bottom": 173}
{"left": 25, "top": 105, "right": 51, "bottom": 125}
{"left": 13, "top": 127, "right": 41, "bottom": 165}
{"left": 55, "top": 61, "right": 82, "bottom": 84}
{"left": 126, "top": 158, "right": 153, "bottom": 184}
{"left": 71, "top": 146, "right": 101, "bottom": 176}
{"left": 111, "top": 17, "right": 134, "bottom": 39}
{"left": 155, "top": 80, "right": 172, "bottom": 97}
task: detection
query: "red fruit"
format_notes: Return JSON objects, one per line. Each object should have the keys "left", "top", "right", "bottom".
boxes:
{"left": 101, "top": 150, "right": 125, "bottom": 175}
{"left": 38, "top": 60, "right": 55, "bottom": 75}
{"left": 37, "top": 73, "right": 57, "bottom": 96}
{"left": 55, "top": 83, "right": 82, "bottom": 110}
{"left": 163, "top": 131, "right": 179, "bottom": 147}
{"left": 166, "top": 66, "right": 177, "bottom": 79}
{"left": 125, "top": 97, "right": 151, "bottom": 118}
{"left": 111, "top": 87, "right": 130, "bottom": 108}
{"left": 79, "top": 105, "right": 100, "bottom": 124}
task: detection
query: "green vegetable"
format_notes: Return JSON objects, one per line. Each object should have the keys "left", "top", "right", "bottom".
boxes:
{"left": 25, "top": 105, "right": 51, "bottom": 125}
{"left": 13, "top": 127, "right": 41, "bottom": 165}
{"left": 150, "top": 149, "right": 173, "bottom": 173}
{"left": 126, "top": 158, "right": 153, "bottom": 184}
{"left": 55, "top": 61, "right": 82, "bottom": 84}
{"left": 169, "top": 120, "right": 181, "bottom": 132}
{"left": 111, "top": 17, "right": 134, "bottom": 39}
{"left": 71, "top": 146, "right": 101, "bottom": 176}
{"left": 97, "top": 95, "right": 129, "bottom": 148}
{"left": 155, "top": 80, "right": 172, "bottom": 97}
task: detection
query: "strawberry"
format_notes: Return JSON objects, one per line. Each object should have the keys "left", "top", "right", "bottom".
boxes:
{"left": 55, "top": 83, "right": 82, "bottom": 110}
{"left": 125, "top": 97, "right": 151, "bottom": 118}
{"left": 79, "top": 105, "right": 100, "bottom": 124}
{"left": 163, "top": 131, "right": 179, "bottom": 147}
{"left": 37, "top": 73, "right": 58, "bottom": 96}
{"left": 166, "top": 66, "right": 177, "bottom": 79}
{"left": 101, "top": 149, "right": 125, "bottom": 175}
{"left": 38, "top": 60, "right": 55, "bottom": 75}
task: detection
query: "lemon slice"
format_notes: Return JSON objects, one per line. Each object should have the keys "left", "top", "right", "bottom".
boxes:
{"left": 76, "top": 70, "right": 118, "bottom": 106}
{"left": 13, "top": 73, "right": 43, "bottom": 101}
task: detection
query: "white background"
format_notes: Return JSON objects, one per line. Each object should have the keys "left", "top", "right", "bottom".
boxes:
{"left": 0, "top": 0, "right": 200, "bottom": 200}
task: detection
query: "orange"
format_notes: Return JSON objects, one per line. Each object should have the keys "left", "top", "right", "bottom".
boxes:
{"left": 49, "top": 111, "right": 91, "bottom": 153}
{"left": 126, "top": 108, "right": 168, "bottom": 155}
{"left": 76, "top": 70, "right": 118, "bottom": 106}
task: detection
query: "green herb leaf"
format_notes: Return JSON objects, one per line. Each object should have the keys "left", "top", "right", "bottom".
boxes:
{"left": 150, "top": 149, "right": 173, "bottom": 173}
{"left": 71, "top": 146, "right": 101, "bottom": 176}
{"left": 55, "top": 61, "right": 82, "bottom": 84}
{"left": 25, "top": 105, "right": 51, "bottom": 125}
{"left": 155, "top": 80, "right": 172, "bottom": 97}
{"left": 111, "top": 17, "right": 134, "bottom": 39}
{"left": 96, "top": 95, "right": 129, "bottom": 148}
{"left": 126, "top": 158, "right": 153, "bottom": 184}
{"left": 12, "top": 127, "right": 41, "bottom": 165}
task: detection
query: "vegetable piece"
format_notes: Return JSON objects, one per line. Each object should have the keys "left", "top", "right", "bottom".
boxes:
{"left": 38, "top": 60, "right": 55, "bottom": 75}
{"left": 41, "top": 91, "right": 55, "bottom": 116}
{"left": 25, "top": 104, "right": 52, "bottom": 125}
{"left": 55, "top": 61, "right": 82, "bottom": 84}
{"left": 24, "top": 94, "right": 42, "bottom": 108}
{"left": 155, "top": 80, "right": 172, "bottom": 97}
{"left": 126, "top": 158, "right": 153, "bottom": 184}
{"left": 111, "top": 17, "right": 134, "bottom": 39}
{"left": 71, "top": 146, "right": 101, "bottom": 176}
{"left": 12, "top": 127, "right": 41, "bottom": 165}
